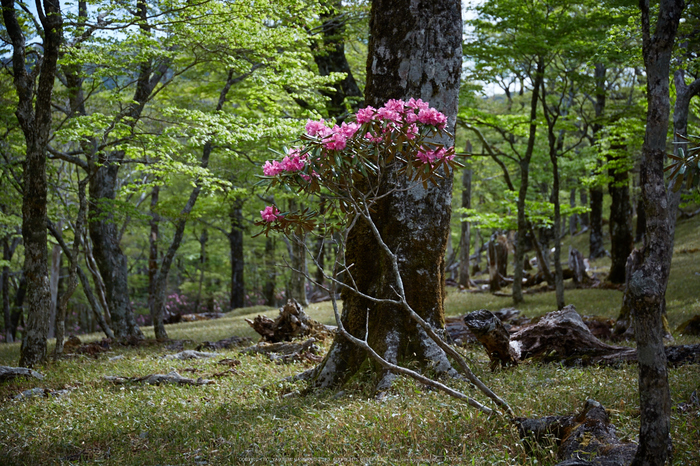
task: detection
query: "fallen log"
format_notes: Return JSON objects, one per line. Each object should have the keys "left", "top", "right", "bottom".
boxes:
{"left": 463, "top": 305, "right": 700, "bottom": 368}
{"left": 510, "top": 306, "right": 631, "bottom": 365}
{"left": 240, "top": 338, "right": 321, "bottom": 364}
{"left": 104, "top": 370, "right": 214, "bottom": 385}
{"left": 0, "top": 366, "right": 44, "bottom": 383}
{"left": 676, "top": 315, "right": 700, "bottom": 336}
{"left": 196, "top": 335, "right": 252, "bottom": 351}
{"left": 516, "top": 399, "right": 637, "bottom": 466}
{"left": 163, "top": 350, "right": 219, "bottom": 360}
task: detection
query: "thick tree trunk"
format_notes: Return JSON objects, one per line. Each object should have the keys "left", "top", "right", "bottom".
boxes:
{"left": 228, "top": 199, "right": 245, "bottom": 310}
{"left": 89, "top": 165, "right": 144, "bottom": 341}
{"left": 313, "top": 0, "right": 462, "bottom": 391}
{"left": 607, "top": 162, "right": 633, "bottom": 284}
{"left": 2, "top": 0, "right": 63, "bottom": 367}
{"left": 458, "top": 151, "right": 472, "bottom": 288}
{"left": 629, "top": 2, "right": 684, "bottom": 464}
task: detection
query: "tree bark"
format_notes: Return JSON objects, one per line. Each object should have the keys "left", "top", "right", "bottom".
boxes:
{"left": 458, "top": 149, "right": 472, "bottom": 288}
{"left": 228, "top": 198, "right": 245, "bottom": 310}
{"left": 512, "top": 57, "right": 545, "bottom": 304}
{"left": 313, "top": 0, "right": 462, "bottom": 391}
{"left": 589, "top": 64, "right": 607, "bottom": 260}
{"left": 311, "top": 0, "right": 364, "bottom": 119}
{"left": 148, "top": 184, "right": 159, "bottom": 328}
{"left": 607, "top": 158, "right": 633, "bottom": 284}
{"left": 287, "top": 199, "right": 309, "bottom": 307}
{"left": 2, "top": 0, "right": 63, "bottom": 367}
{"left": 629, "top": 2, "right": 684, "bottom": 464}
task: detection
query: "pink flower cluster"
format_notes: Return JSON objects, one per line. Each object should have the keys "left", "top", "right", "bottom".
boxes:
{"left": 263, "top": 148, "right": 307, "bottom": 176}
{"left": 306, "top": 119, "right": 360, "bottom": 151}
{"left": 416, "top": 147, "right": 453, "bottom": 165}
{"left": 260, "top": 205, "right": 280, "bottom": 222}
{"left": 355, "top": 98, "right": 447, "bottom": 129}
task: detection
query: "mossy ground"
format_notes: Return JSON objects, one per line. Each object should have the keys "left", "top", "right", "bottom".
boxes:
{"left": 1, "top": 214, "right": 698, "bottom": 465}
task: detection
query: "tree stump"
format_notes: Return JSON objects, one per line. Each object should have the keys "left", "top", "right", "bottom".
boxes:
{"left": 245, "top": 299, "right": 333, "bottom": 343}
{"left": 516, "top": 399, "right": 637, "bottom": 466}
{"left": 567, "top": 247, "right": 591, "bottom": 287}
{"left": 487, "top": 235, "right": 508, "bottom": 292}
{"left": 464, "top": 310, "right": 518, "bottom": 370}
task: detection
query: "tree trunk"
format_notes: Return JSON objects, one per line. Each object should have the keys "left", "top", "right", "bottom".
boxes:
{"left": 607, "top": 160, "right": 633, "bottom": 284}
{"left": 2, "top": 0, "right": 63, "bottom": 367}
{"left": 512, "top": 58, "right": 545, "bottom": 304}
{"left": 458, "top": 149, "right": 472, "bottom": 288}
{"left": 228, "top": 198, "right": 245, "bottom": 310}
{"left": 148, "top": 184, "right": 159, "bottom": 328}
{"left": 48, "top": 242, "right": 62, "bottom": 339}
{"left": 629, "top": 2, "right": 684, "bottom": 464}
{"left": 54, "top": 178, "right": 87, "bottom": 356}
{"left": 569, "top": 188, "right": 578, "bottom": 236}
{"left": 2, "top": 237, "right": 13, "bottom": 342}
{"left": 46, "top": 222, "right": 114, "bottom": 339}
{"left": 313, "top": 0, "right": 462, "bottom": 391}
{"left": 194, "top": 228, "right": 208, "bottom": 313}
{"left": 311, "top": 0, "right": 364, "bottom": 119}
{"left": 669, "top": 70, "right": 700, "bottom": 250}
{"left": 579, "top": 188, "right": 589, "bottom": 228}
{"left": 263, "top": 236, "right": 276, "bottom": 306}
{"left": 287, "top": 199, "right": 309, "bottom": 307}
{"left": 589, "top": 64, "right": 607, "bottom": 260}
{"left": 89, "top": 165, "right": 144, "bottom": 341}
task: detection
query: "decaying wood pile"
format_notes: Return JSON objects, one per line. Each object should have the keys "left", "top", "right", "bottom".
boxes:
{"left": 245, "top": 299, "right": 334, "bottom": 343}
{"left": 452, "top": 305, "right": 700, "bottom": 368}
{"left": 517, "top": 399, "right": 637, "bottom": 466}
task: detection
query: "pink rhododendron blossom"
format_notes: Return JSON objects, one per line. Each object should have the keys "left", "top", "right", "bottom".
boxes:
{"left": 406, "top": 97, "right": 430, "bottom": 111}
{"left": 324, "top": 128, "right": 348, "bottom": 151}
{"left": 416, "top": 147, "right": 450, "bottom": 164}
{"left": 355, "top": 106, "right": 376, "bottom": 124}
{"left": 260, "top": 205, "right": 280, "bottom": 222}
{"left": 383, "top": 99, "right": 406, "bottom": 113}
{"left": 417, "top": 108, "right": 447, "bottom": 128}
{"left": 406, "top": 123, "right": 419, "bottom": 140}
{"left": 280, "top": 148, "right": 306, "bottom": 172}
{"left": 364, "top": 132, "right": 383, "bottom": 143}
{"left": 263, "top": 160, "right": 284, "bottom": 176}
{"left": 305, "top": 119, "right": 332, "bottom": 137}
{"left": 376, "top": 107, "right": 402, "bottom": 124}
{"left": 338, "top": 122, "right": 360, "bottom": 138}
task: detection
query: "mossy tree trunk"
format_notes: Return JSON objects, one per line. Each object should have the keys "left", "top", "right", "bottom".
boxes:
{"left": 312, "top": 0, "right": 462, "bottom": 391}
{"left": 2, "top": 0, "right": 62, "bottom": 367}
{"left": 629, "top": 1, "right": 684, "bottom": 464}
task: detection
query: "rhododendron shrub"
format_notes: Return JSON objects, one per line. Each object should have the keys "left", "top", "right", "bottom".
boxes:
{"left": 256, "top": 99, "right": 459, "bottom": 235}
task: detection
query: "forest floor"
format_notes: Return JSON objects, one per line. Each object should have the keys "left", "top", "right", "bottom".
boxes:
{"left": 0, "top": 213, "right": 699, "bottom": 465}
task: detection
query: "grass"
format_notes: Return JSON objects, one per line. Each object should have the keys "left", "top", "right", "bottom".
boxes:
{"left": 0, "top": 214, "right": 699, "bottom": 465}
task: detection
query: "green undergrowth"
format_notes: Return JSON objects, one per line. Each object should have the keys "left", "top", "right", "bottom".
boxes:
{"left": 0, "top": 215, "right": 699, "bottom": 465}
